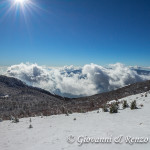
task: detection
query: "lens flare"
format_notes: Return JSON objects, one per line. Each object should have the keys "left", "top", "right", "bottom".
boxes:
{"left": 0, "top": 0, "right": 45, "bottom": 31}
{"left": 15, "top": 0, "right": 29, "bottom": 5}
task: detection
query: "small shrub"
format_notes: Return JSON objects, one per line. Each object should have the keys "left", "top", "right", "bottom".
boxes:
{"left": 140, "top": 104, "right": 144, "bottom": 107}
{"left": 80, "top": 108, "right": 84, "bottom": 113}
{"left": 16, "top": 118, "right": 19, "bottom": 123}
{"left": 130, "top": 100, "right": 137, "bottom": 110}
{"left": 74, "top": 118, "right": 76, "bottom": 121}
{"left": 109, "top": 103, "right": 118, "bottom": 113}
{"left": 12, "top": 117, "right": 19, "bottom": 123}
{"left": 102, "top": 104, "right": 108, "bottom": 112}
{"left": 40, "top": 113, "right": 43, "bottom": 118}
{"left": 115, "top": 101, "right": 119, "bottom": 107}
{"left": 68, "top": 110, "right": 73, "bottom": 114}
{"left": 65, "top": 111, "right": 69, "bottom": 116}
{"left": 122, "top": 100, "right": 129, "bottom": 109}
{"left": 29, "top": 124, "right": 33, "bottom": 129}
{"left": 10, "top": 115, "right": 15, "bottom": 121}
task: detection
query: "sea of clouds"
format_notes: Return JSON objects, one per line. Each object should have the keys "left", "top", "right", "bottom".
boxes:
{"left": 0, "top": 63, "right": 150, "bottom": 98}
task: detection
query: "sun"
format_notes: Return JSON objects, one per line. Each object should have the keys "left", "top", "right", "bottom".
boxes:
{"left": 15, "top": 0, "right": 29, "bottom": 5}
{"left": 1, "top": 0, "right": 42, "bottom": 23}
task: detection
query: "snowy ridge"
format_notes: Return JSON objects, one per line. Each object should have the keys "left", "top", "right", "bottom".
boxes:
{"left": 0, "top": 91, "right": 150, "bottom": 150}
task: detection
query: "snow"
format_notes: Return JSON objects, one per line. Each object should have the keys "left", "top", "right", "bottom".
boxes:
{"left": 0, "top": 94, "right": 9, "bottom": 98}
{"left": 0, "top": 92, "right": 150, "bottom": 150}
{"left": 107, "top": 99, "right": 116, "bottom": 105}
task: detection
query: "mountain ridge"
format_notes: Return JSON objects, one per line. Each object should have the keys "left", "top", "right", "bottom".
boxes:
{"left": 0, "top": 75, "right": 150, "bottom": 119}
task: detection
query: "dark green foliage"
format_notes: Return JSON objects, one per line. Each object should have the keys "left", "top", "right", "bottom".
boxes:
{"left": 122, "top": 100, "right": 129, "bottom": 109}
{"left": 109, "top": 103, "right": 118, "bottom": 113}
{"left": 102, "top": 104, "right": 108, "bottom": 112}
{"left": 130, "top": 100, "right": 137, "bottom": 110}
{"left": 115, "top": 101, "right": 119, "bottom": 107}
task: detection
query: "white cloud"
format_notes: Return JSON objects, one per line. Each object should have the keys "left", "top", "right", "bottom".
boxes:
{"left": 1, "top": 63, "right": 150, "bottom": 97}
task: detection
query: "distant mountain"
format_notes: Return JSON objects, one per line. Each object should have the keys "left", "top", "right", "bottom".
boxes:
{"left": 0, "top": 75, "right": 150, "bottom": 120}
{"left": 0, "top": 75, "right": 66, "bottom": 119}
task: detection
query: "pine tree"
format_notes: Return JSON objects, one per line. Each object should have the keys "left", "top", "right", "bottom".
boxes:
{"left": 130, "top": 100, "right": 137, "bottom": 110}
{"left": 29, "top": 124, "right": 33, "bottom": 128}
{"left": 122, "top": 100, "right": 129, "bottom": 109}
{"left": 109, "top": 103, "right": 118, "bottom": 113}
{"left": 102, "top": 104, "right": 108, "bottom": 112}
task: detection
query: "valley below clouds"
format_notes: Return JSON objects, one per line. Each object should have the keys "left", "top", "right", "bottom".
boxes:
{"left": 0, "top": 63, "right": 150, "bottom": 98}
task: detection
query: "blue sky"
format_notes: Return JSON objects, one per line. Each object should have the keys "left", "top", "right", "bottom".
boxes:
{"left": 0, "top": 0, "right": 150, "bottom": 66}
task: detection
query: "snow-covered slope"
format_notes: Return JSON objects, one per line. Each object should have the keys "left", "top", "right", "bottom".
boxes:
{"left": 0, "top": 91, "right": 150, "bottom": 150}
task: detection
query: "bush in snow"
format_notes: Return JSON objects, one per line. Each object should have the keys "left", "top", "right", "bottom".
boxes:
{"left": 122, "top": 100, "right": 129, "bottom": 109}
{"left": 28, "top": 118, "right": 33, "bottom": 128}
{"left": 140, "top": 104, "right": 144, "bottom": 107}
{"left": 102, "top": 104, "right": 108, "bottom": 112}
{"left": 115, "top": 101, "right": 119, "bottom": 107}
{"left": 109, "top": 103, "right": 118, "bottom": 113}
{"left": 12, "top": 117, "right": 19, "bottom": 123}
{"left": 10, "top": 115, "right": 15, "bottom": 121}
{"left": 65, "top": 110, "right": 69, "bottom": 116}
{"left": 68, "top": 110, "right": 73, "bottom": 114}
{"left": 130, "top": 100, "right": 137, "bottom": 110}
{"left": 15, "top": 118, "right": 19, "bottom": 123}
{"left": 29, "top": 124, "right": 33, "bottom": 129}
{"left": 79, "top": 108, "right": 86, "bottom": 113}
{"left": 41, "top": 113, "right": 43, "bottom": 118}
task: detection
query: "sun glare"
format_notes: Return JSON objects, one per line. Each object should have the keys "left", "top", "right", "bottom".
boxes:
{"left": 15, "top": 0, "right": 28, "bottom": 4}
{"left": 1, "top": 0, "right": 42, "bottom": 25}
